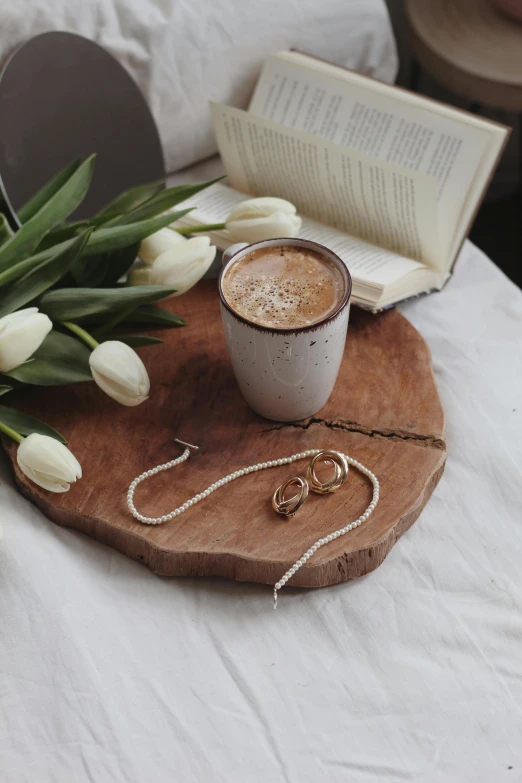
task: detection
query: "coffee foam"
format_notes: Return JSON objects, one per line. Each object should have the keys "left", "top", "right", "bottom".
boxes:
{"left": 222, "top": 245, "right": 345, "bottom": 329}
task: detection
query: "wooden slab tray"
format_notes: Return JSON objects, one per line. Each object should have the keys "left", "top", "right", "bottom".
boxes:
{"left": 3, "top": 281, "right": 446, "bottom": 588}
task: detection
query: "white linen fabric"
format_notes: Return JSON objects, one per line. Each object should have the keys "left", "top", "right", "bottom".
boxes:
{"left": 0, "top": 0, "right": 398, "bottom": 173}
{"left": 1, "top": 236, "right": 521, "bottom": 782}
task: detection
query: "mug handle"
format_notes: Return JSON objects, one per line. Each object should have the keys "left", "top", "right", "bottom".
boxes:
{"left": 222, "top": 242, "right": 248, "bottom": 267}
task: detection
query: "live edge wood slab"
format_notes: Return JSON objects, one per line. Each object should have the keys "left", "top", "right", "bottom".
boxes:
{"left": 3, "top": 281, "right": 446, "bottom": 588}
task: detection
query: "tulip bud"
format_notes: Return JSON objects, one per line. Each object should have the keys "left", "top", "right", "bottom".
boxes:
{"left": 150, "top": 236, "right": 216, "bottom": 298}
{"left": 0, "top": 307, "right": 52, "bottom": 372}
{"left": 89, "top": 340, "right": 150, "bottom": 407}
{"left": 17, "top": 433, "right": 82, "bottom": 493}
{"left": 225, "top": 197, "right": 301, "bottom": 244}
{"left": 139, "top": 228, "right": 187, "bottom": 266}
{"left": 127, "top": 266, "right": 152, "bottom": 286}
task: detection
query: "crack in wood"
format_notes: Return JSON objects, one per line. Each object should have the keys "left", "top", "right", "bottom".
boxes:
{"left": 262, "top": 416, "right": 446, "bottom": 450}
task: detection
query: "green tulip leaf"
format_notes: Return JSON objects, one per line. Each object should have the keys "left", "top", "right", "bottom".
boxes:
{"left": 7, "top": 239, "right": 66, "bottom": 267}
{"left": 0, "top": 214, "right": 15, "bottom": 245}
{"left": 16, "top": 158, "right": 82, "bottom": 224}
{"left": 100, "top": 241, "right": 141, "bottom": 287}
{"left": 92, "top": 180, "right": 164, "bottom": 225}
{"left": 109, "top": 177, "right": 224, "bottom": 226}
{"left": 123, "top": 304, "right": 186, "bottom": 327}
{"left": 82, "top": 209, "right": 192, "bottom": 256}
{"left": 0, "top": 385, "right": 13, "bottom": 397}
{"left": 37, "top": 220, "right": 91, "bottom": 251}
{"left": 39, "top": 284, "right": 175, "bottom": 320}
{"left": 70, "top": 255, "right": 109, "bottom": 287}
{"left": 0, "top": 229, "right": 93, "bottom": 318}
{"left": 0, "top": 155, "right": 95, "bottom": 271}
{"left": 0, "top": 231, "right": 98, "bottom": 289}
{"left": 7, "top": 209, "right": 187, "bottom": 271}
{"left": 110, "top": 335, "right": 164, "bottom": 347}
{"left": 0, "top": 404, "right": 67, "bottom": 442}
{"left": 0, "top": 255, "right": 45, "bottom": 288}
{"left": 4, "top": 331, "right": 92, "bottom": 386}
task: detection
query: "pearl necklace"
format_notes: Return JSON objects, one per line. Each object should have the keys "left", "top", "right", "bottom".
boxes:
{"left": 127, "top": 443, "right": 380, "bottom": 608}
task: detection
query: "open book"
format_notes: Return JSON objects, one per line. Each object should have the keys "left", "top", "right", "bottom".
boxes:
{"left": 176, "top": 51, "right": 510, "bottom": 310}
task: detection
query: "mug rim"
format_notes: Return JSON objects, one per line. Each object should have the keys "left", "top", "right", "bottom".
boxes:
{"left": 218, "top": 237, "right": 352, "bottom": 334}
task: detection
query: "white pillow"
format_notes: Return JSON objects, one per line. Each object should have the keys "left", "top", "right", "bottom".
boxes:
{"left": 1, "top": 0, "right": 397, "bottom": 173}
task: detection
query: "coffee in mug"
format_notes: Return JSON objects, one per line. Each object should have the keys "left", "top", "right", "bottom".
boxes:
{"left": 219, "top": 238, "right": 351, "bottom": 422}
{"left": 221, "top": 245, "right": 346, "bottom": 329}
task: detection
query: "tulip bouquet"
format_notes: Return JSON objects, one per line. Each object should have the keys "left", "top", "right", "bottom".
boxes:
{"left": 0, "top": 153, "right": 302, "bottom": 510}
{"left": 0, "top": 155, "right": 224, "bottom": 501}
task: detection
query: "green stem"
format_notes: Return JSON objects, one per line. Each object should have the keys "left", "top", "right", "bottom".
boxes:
{"left": 0, "top": 419, "right": 23, "bottom": 444}
{"left": 173, "top": 222, "right": 226, "bottom": 236}
{"left": 61, "top": 321, "right": 99, "bottom": 350}
{"left": 93, "top": 306, "right": 136, "bottom": 338}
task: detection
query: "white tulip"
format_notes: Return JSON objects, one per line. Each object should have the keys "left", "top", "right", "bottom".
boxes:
{"left": 139, "top": 228, "right": 187, "bottom": 266}
{"left": 225, "top": 197, "right": 301, "bottom": 244}
{"left": 0, "top": 307, "right": 52, "bottom": 372}
{"left": 17, "top": 433, "right": 82, "bottom": 493}
{"left": 89, "top": 341, "right": 150, "bottom": 407}
{"left": 127, "top": 266, "right": 152, "bottom": 286}
{"left": 150, "top": 235, "right": 216, "bottom": 297}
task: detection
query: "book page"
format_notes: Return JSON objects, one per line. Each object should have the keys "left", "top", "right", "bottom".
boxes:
{"left": 250, "top": 53, "right": 492, "bottom": 249}
{"left": 210, "top": 103, "right": 443, "bottom": 270}
{"left": 175, "top": 182, "right": 427, "bottom": 288}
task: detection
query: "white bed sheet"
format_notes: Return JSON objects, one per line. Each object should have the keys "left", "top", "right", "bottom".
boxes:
{"left": 1, "top": 233, "right": 521, "bottom": 782}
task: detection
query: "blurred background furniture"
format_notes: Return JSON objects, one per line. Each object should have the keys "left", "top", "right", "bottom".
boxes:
{"left": 402, "top": 0, "right": 522, "bottom": 286}
{"left": 406, "top": 0, "right": 522, "bottom": 111}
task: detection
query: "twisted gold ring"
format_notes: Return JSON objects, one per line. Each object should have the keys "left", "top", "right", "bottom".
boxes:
{"left": 272, "top": 475, "right": 309, "bottom": 517}
{"left": 306, "top": 449, "right": 349, "bottom": 494}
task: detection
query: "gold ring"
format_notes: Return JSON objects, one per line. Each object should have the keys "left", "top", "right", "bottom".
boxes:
{"left": 272, "top": 476, "right": 309, "bottom": 517}
{"left": 306, "top": 450, "right": 349, "bottom": 494}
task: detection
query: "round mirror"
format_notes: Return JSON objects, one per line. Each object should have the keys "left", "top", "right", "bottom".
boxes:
{"left": 0, "top": 31, "right": 164, "bottom": 227}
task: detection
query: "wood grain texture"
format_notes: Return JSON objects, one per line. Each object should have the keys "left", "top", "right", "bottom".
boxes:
{"left": 2, "top": 281, "right": 446, "bottom": 588}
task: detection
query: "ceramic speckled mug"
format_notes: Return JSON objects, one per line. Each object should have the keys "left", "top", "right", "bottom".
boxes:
{"left": 219, "top": 238, "right": 352, "bottom": 422}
